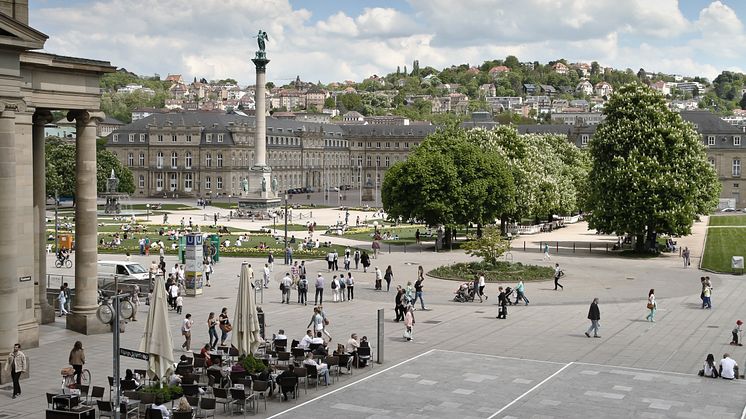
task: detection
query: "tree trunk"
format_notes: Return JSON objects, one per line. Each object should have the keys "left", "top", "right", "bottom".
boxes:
{"left": 476, "top": 223, "right": 482, "bottom": 239}
{"left": 634, "top": 233, "right": 645, "bottom": 252}
{"left": 444, "top": 226, "right": 453, "bottom": 249}
{"left": 500, "top": 215, "right": 508, "bottom": 235}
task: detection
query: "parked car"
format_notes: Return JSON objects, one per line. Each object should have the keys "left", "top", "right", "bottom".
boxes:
{"left": 326, "top": 186, "right": 339, "bottom": 192}
{"left": 721, "top": 207, "right": 737, "bottom": 212}
{"left": 97, "top": 261, "right": 152, "bottom": 296}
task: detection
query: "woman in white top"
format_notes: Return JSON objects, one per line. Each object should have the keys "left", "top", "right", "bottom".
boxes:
{"left": 645, "top": 289, "right": 656, "bottom": 322}
{"left": 331, "top": 276, "right": 341, "bottom": 302}
{"left": 58, "top": 285, "right": 68, "bottom": 316}
{"left": 702, "top": 353, "right": 719, "bottom": 378}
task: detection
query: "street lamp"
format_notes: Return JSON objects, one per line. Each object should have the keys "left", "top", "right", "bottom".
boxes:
{"left": 146, "top": 203, "right": 150, "bottom": 221}
{"left": 283, "top": 193, "right": 289, "bottom": 264}
{"left": 54, "top": 190, "right": 59, "bottom": 253}
{"left": 358, "top": 165, "right": 362, "bottom": 207}
{"left": 375, "top": 164, "right": 379, "bottom": 207}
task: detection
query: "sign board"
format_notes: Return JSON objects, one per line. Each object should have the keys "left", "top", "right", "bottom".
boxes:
{"left": 185, "top": 234, "right": 203, "bottom": 247}
{"left": 732, "top": 256, "right": 744, "bottom": 269}
{"left": 119, "top": 348, "right": 149, "bottom": 361}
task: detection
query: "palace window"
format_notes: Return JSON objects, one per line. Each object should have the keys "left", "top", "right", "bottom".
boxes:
{"left": 127, "top": 153, "right": 134, "bottom": 166}
{"left": 128, "top": 134, "right": 135, "bottom": 142}
{"left": 139, "top": 134, "right": 146, "bottom": 142}
{"left": 581, "top": 134, "right": 590, "bottom": 145}
{"left": 138, "top": 175, "right": 144, "bottom": 189}
{"left": 206, "top": 153, "right": 212, "bottom": 167}
{"left": 733, "top": 159, "right": 741, "bottom": 176}
{"left": 139, "top": 153, "right": 145, "bottom": 166}
{"left": 156, "top": 152, "right": 164, "bottom": 168}
{"left": 185, "top": 152, "right": 192, "bottom": 169}
{"left": 216, "top": 176, "right": 223, "bottom": 189}
{"left": 184, "top": 173, "right": 193, "bottom": 190}
{"left": 157, "top": 135, "right": 163, "bottom": 142}
{"left": 735, "top": 136, "right": 742, "bottom": 146}
{"left": 217, "top": 153, "right": 223, "bottom": 167}
{"left": 206, "top": 133, "right": 212, "bottom": 143}
{"left": 205, "top": 176, "right": 211, "bottom": 190}
{"left": 156, "top": 173, "right": 163, "bottom": 190}
{"left": 113, "top": 134, "right": 118, "bottom": 142}
{"left": 708, "top": 135, "right": 715, "bottom": 146}
{"left": 171, "top": 152, "right": 178, "bottom": 168}
{"left": 217, "top": 134, "right": 224, "bottom": 143}
{"left": 172, "top": 135, "right": 177, "bottom": 142}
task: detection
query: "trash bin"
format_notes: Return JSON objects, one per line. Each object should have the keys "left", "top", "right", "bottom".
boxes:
{"left": 733, "top": 256, "right": 744, "bottom": 275}
{"left": 209, "top": 234, "right": 220, "bottom": 262}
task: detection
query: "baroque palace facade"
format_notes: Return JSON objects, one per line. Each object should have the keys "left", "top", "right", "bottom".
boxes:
{"left": 107, "top": 109, "right": 744, "bottom": 210}
{"left": 106, "top": 111, "right": 437, "bottom": 198}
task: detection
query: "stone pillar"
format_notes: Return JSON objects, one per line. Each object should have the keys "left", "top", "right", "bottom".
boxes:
{"left": 33, "top": 110, "right": 55, "bottom": 324}
{"left": 0, "top": 105, "right": 18, "bottom": 354}
{"left": 252, "top": 57, "right": 268, "bottom": 167}
{"left": 66, "top": 110, "right": 108, "bottom": 334}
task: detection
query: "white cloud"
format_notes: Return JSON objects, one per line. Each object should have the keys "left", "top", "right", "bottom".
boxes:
{"left": 25, "top": 0, "right": 746, "bottom": 84}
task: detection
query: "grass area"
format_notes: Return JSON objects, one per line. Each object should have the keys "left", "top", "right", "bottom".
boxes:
{"left": 702, "top": 228, "right": 746, "bottom": 273}
{"left": 341, "top": 226, "right": 434, "bottom": 245}
{"left": 263, "top": 224, "right": 329, "bottom": 232}
{"left": 709, "top": 215, "right": 746, "bottom": 227}
{"left": 429, "top": 261, "right": 554, "bottom": 282}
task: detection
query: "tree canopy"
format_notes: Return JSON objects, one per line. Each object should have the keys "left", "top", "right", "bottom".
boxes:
{"left": 586, "top": 84, "right": 720, "bottom": 250}
{"left": 46, "top": 137, "right": 135, "bottom": 199}
{"left": 381, "top": 125, "right": 515, "bottom": 232}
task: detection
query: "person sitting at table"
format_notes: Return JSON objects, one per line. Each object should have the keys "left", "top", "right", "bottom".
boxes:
{"left": 311, "top": 331, "right": 324, "bottom": 345}
{"left": 177, "top": 354, "right": 192, "bottom": 368}
{"left": 346, "top": 333, "right": 360, "bottom": 355}
{"left": 201, "top": 343, "right": 213, "bottom": 367}
{"left": 299, "top": 330, "right": 313, "bottom": 349}
{"left": 312, "top": 341, "right": 329, "bottom": 357}
{"left": 303, "top": 352, "right": 329, "bottom": 385}
{"left": 276, "top": 365, "right": 297, "bottom": 401}
{"left": 123, "top": 369, "right": 141, "bottom": 390}
{"left": 151, "top": 399, "right": 171, "bottom": 418}
{"left": 232, "top": 356, "right": 247, "bottom": 373}
{"left": 168, "top": 372, "right": 182, "bottom": 386}
{"left": 174, "top": 396, "right": 191, "bottom": 413}
{"left": 274, "top": 329, "right": 288, "bottom": 350}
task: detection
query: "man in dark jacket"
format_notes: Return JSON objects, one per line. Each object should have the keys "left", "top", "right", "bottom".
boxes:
{"left": 394, "top": 286, "right": 405, "bottom": 321}
{"left": 585, "top": 298, "right": 600, "bottom": 338}
{"left": 497, "top": 287, "right": 507, "bottom": 319}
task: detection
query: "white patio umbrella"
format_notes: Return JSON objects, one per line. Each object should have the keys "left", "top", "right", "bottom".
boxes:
{"left": 139, "top": 275, "right": 175, "bottom": 381}
{"left": 234, "top": 262, "right": 262, "bottom": 356}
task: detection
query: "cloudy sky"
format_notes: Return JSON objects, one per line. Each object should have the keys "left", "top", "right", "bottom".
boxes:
{"left": 29, "top": 0, "right": 746, "bottom": 85}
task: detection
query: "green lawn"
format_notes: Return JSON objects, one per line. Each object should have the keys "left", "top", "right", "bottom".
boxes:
{"left": 263, "top": 224, "right": 329, "bottom": 232}
{"left": 340, "top": 226, "right": 434, "bottom": 245}
{"left": 709, "top": 215, "right": 746, "bottom": 226}
{"left": 702, "top": 228, "right": 746, "bottom": 272}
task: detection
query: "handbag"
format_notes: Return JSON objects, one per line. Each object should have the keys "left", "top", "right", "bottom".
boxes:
{"left": 61, "top": 367, "right": 75, "bottom": 376}
{"left": 646, "top": 303, "right": 654, "bottom": 310}
{"left": 403, "top": 329, "right": 412, "bottom": 339}
{"left": 222, "top": 323, "right": 232, "bottom": 332}
{"left": 323, "top": 318, "right": 330, "bottom": 326}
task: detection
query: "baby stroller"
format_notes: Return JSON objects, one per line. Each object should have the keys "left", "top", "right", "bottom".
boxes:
{"left": 453, "top": 282, "right": 476, "bottom": 302}
{"left": 504, "top": 287, "right": 515, "bottom": 305}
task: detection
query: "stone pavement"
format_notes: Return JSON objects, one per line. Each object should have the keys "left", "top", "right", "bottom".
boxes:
{"left": 269, "top": 349, "right": 746, "bottom": 419}
{"left": 4, "top": 207, "right": 745, "bottom": 417}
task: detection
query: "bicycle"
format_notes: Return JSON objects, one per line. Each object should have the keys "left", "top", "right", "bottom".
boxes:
{"left": 55, "top": 258, "right": 72, "bottom": 268}
{"left": 61, "top": 366, "right": 91, "bottom": 389}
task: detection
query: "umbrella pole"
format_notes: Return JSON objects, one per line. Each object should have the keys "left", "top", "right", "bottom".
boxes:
{"left": 113, "top": 277, "right": 122, "bottom": 419}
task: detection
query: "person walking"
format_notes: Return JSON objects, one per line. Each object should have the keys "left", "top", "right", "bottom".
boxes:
{"left": 298, "top": 275, "right": 308, "bottom": 305}
{"left": 181, "top": 313, "right": 193, "bottom": 351}
{"left": 219, "top": 307, "right": 231, "bottom": 346}
{"left": 314, "top": 273, "right": 325, "bottom": 305}
{"left": 384, "top": 266, "right": 394, "bottom": 292}
{"left": 331, "top": 275, "right": 341, "bottom": 302}
{"left": 404, "top": 304, "right": 415, "bottom": 341}
{"left": 731, "top": 320, "right": 743, "bottom": 346}
{"left": 130, "top": 285, "right": 140, "bottom": 321}
{"left": 515, "top": 280, "right": 529, "bottom": 305}
{"left": 543, "top": 243, "right": 551, "bottom": 261}
{"left": 332, "top": 250, "right": 339, "bottom": 271}
{"left": 169, "top": 280, "right": 180, "bottom": 310}
{"left": 477, "top": 272, "right": 487, "bottom": 302}
{"left": 281, "top": 272, "right": 292, "bottom": 304}
{"left": 346, "top": 272, "right": 355, "bottom": 300}
{"left": 703, "top": 283, "right": 713, "bottom": 309}
{"left": 268, "top": 251, "right": 274, "bottom": 272}
{"left": 682, "top": 247, "right": 691, "bottom": 268}
{"left": 496, "top": 287, "right": 507, "bottom": 319}
{"left": 361, "top": 251, "right": 371, "bottom": 273}
{"left": 203, "top": 259, "right": 213, "bottom": 287}
{"left": 207, "top": 312, "right": 219, "bottom": 349}
{"left": 175, "top": 293, "right": 183, "bottom": 314}
{"left": 58, "top": 285, "right": 69, "bottom": 317}
{"left": 414, "top": 275, "right": 428, "bottom": 310}
{"left": 553, "top": 263, "right": 564, "bottom": 291}
{"left": 307, "top": 307, "right": 326, "bottom": 342}
{"left": 354, "top": 250, "right": 361, "bottom": 270}
{"left": 394, "top": 285, "right": 405, "bottom": 321}
{"left": 374, "top": 267, "right": 383, "bottom": 291}
{"left": 585, "top": 298, "right": 601, "bottom": 338}
{"left": 63, "top": 282, "right": 71, "bottom": 314}
{"left": 68, "top": 341, "right": 86, "bottom": 388}
{"left": 646, "top": 289, "right": 657, "bottom": 322}
{"left": 338, "top": 273, "right": 346, "bottom": 302}
{"left": 344, "top": 253, "right": 350, "bottom": 270}
{"left": 5, "top": 343, "right": 26, "bottom": 399}
{"left": 263, "top": 263, "right": 271, "bottom": 288}
{"left": 326, "top": 251, "right": 334, "bottom": 272}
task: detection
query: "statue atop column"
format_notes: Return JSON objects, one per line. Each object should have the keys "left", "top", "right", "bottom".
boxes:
{"left": 261, "top": 177, "right": 267, "bottom": 192}
{"left": 271, "top": 177, "right": 278, "bottom": 192}
{"left": 255, "top": 30, "right": 269, "bottom": 60}
{"left": 241, "top": 177, "right": 249, "bottom": 193}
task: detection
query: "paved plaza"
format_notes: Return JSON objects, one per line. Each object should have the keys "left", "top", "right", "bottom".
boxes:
{"left": 2, "top": 204, "right": 746, "bottom": 418}
{"left": 270, "top": 349, "right": 746, "bottom": 419}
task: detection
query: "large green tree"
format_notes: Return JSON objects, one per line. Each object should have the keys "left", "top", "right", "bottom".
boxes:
{"left": 382, "top": 125, "right": 515, "bottom": 244}
{"left": 587, "top": 84, "right": 721, "bottom": 251}
{"left": 46, "top": 137, "right": 135, "bottom": 200}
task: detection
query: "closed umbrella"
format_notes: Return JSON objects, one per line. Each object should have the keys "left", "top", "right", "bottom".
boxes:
{"left": 139, "top": 275, "right": 174, "bottom": 381}
{"left": 234, "top": 262, "right": 262, "bottom": 356}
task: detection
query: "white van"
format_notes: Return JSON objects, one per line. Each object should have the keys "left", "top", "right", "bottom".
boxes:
{"left": 97, "top": 260, "right": 151, "bottom": 295}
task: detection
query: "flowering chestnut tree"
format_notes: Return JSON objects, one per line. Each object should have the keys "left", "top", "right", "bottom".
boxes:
{"left": 587, "top": 84, "right": 720, "bottom": 251}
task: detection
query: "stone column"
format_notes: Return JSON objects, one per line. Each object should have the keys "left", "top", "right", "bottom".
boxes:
{"left": 0, "top": 105, "right": 18, "bottom": 353}
{"left": 66, "top": 110, "right": 108, "bottom": 334}
{"left": 33, "top": 110, "right": 55, "bottom": 324}
{"left": 252, "top": 57, "right": 269, "bottom": 167}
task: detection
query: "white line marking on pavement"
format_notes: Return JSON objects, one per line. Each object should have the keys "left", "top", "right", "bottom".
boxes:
{"left": 486, "top": 361, "right": 573, "bottom": 419}
{"left": 267, "top": 349, "right": 436, "bottom": 418}
{"left": 435, "top": 348, "right": 568, "bottom": 365}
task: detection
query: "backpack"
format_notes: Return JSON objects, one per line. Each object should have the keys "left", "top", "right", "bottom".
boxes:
{"left": 299, "top": 279, "right": 308, "bottom": 291}
{"left": 339, "top": 280, "right": 346, "bottom": 289}
{"left": 331, "top": 280, "right": 338, "bottom": 289}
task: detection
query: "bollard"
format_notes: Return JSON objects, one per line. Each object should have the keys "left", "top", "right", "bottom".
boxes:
{"left": 388, "top": 244, "right": 391, "bottom": 254}
{"left": 606, "top": 243, "right": 608, "bottom": 252}
{"left": 573, "top": 242, "right": 575, "bottom": 253}
{"left": 377, "top": 308, "right": 384, "bottom": 364}
{"left": 589, "top": 242, "right": 592, "bottom": 253}
{"left": 523, "top": 241, "right": 526, "bottom": 252}
{"left": 404, "top": 244, "right": 407, "bottom": 253}
{"left": 556, "top": 242, "right": 559, "bottom": 253}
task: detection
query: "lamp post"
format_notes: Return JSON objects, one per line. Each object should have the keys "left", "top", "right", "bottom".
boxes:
{"left": 54, "top": 190, "right": 59, "bottom": 253}
{"left": 146, "top": 203, "right": 150, "bottom": 221}
{"left": 228, "top": 194, "right": 232, "bottom": 210}
{"left": 283, "top": 193, "right": 289, "bottom": 264}
{"left": 375, "top": 164, "right": 379, "bottom": 207}
{"left": 358, "top": 165, "right": 362, "bottom": 207}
